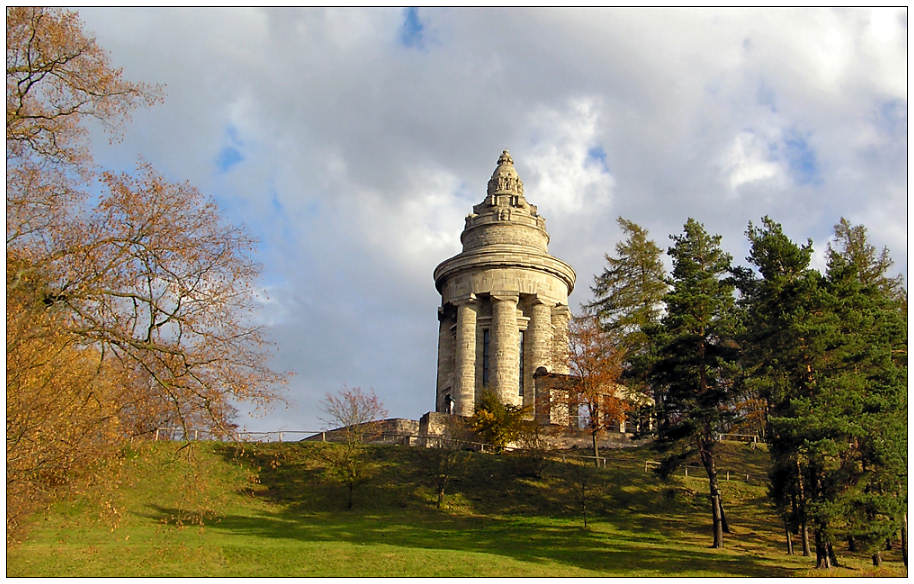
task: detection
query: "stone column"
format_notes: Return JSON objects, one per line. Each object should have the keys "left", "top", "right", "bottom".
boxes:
{"left": 491, "top": 292, "right": 520, "bottom": 406}
{"left": 551, "top": 304, "right": 574, "bottom": 427}
{"left": 551, "top": 304, "right": 571, "bottom": 374}
{"left": 435, "top": 306, "right": 455, "bottom": 412}
{"left": 526, "top": 296, "right": 553, "bottom": 412}
{"left": 453, "top": 295, "right": 478, "bottom": 416}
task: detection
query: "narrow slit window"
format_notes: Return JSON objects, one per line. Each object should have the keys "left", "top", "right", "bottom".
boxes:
{"left": 482, "top": 328, "right": 490, "bottom": 387}
{"left": 518, "top": 330, "right": 525, "bottom": 396}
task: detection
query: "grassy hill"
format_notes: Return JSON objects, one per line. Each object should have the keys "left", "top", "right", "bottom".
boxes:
{"left": 7, "top": 439, "right": 906, "bottom": 577}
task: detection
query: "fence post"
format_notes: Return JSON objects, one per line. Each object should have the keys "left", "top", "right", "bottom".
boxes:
{"left": 685, "top": 466, "right": 688, "bottom": 477}
{"left": 279, "top": 432, "right": 283, "bottom": 443}
{"left": 727, "top": 470, "right": 730, "bottom": 481}
{"left": 194, "top": 430, "right": 198, "bottom": 441}
{"left": 154, "top": 428, "right": 159, "bottom": 441}
{"left": 321, "top": 431, "right": 326, "bottom": 442}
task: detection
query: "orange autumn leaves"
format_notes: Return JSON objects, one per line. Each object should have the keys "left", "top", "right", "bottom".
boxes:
{"left": 7, "top": 8, "right": 284, "bottom": 536}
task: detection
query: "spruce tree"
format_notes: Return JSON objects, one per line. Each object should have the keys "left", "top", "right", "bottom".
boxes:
{"left": 650, "top": 218, "right": 741, "bottom": 548}
{"left": 587, "top": 217, "right": 667, "bottom": 434}
{"left": 588, "top": 217, "right": 667, "bottom": 347}
{"left": 828, "top": 217, "right": 906, "bottom": 308}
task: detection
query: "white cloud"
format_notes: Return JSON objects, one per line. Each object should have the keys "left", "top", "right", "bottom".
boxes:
{"left": 522, "top": 98, "right": 615, "bottom": 216}
{"left": 721, "top": 130, "right": 785, "bottom": 191}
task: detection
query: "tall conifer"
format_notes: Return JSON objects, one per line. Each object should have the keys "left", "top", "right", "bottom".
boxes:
{"left": 588, "top": 217, "right": 667, "bottom": 433}
{"left": 741, "top": 217, "right": 907, "bottom": 569}
{"left": 650, "top": 218, "right": 741, "bottom": 548}
{"left": 824, "top": 228, "right": 907, "bottom": 567}
{"left": 739, "top": 217, "right": 820, "bottom": 556}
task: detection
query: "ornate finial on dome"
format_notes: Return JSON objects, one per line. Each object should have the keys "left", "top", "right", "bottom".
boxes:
{"left": 487, "top": 149, "right": 525, "bottom": 198}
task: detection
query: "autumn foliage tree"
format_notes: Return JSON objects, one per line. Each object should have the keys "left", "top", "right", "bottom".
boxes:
{"left": 7, "top": 7, "right": 283, "bottom": 536}
{"left": 7, "top": 6, "right": 160, "bottom": 247}
{"left": 470, "top": 389, "right": 529, "bottom": 453}
{"left": 563, "top": 315, "right": 629, "bottom": 466}
{"left": 586, "top": 218, "right": 667, "bottom": 433}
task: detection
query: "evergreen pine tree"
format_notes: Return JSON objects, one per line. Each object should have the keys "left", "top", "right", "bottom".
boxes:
{"left": 824, "top": 231, "right": 907, "bottom": 567}
{"left": 738, "top": 217, "right": 821, "bottom": 557}
{"left": 650, "top": 218, "right": 741, "bottom": 548}
{"left": 741, "top": 217, "right": 907, "bottom": 569}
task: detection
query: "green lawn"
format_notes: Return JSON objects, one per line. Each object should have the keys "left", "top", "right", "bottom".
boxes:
{"left": 7, "top": 440, "right": 907, "bottom": 577}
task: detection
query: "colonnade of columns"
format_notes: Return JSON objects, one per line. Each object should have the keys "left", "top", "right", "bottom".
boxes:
{"left": 436, "top": 293, "right": 570, "bottom": 416}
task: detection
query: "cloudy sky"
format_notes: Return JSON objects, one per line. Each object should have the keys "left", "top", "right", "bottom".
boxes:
{"left": 77, "top": 7, "right": 907, "bottom": 433}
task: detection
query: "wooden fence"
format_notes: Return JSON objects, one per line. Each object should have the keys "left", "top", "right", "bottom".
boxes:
{"left": 152, "top": 428, "right": 324, "bottom": 443}
{"left": 151, "top": 427, "right": 759, "bottom": 482}
{"left": 643, "top": 459, "right": 755, "bottom": 483}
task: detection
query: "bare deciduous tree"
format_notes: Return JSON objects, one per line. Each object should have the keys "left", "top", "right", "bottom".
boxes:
{"left": 423, "top": 416, "right": 473, "bottom": 510}
{"left": 319, "top": 387, "right": 387, "bottom": 510}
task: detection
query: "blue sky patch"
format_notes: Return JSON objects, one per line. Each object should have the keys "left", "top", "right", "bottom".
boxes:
{"left": 587, "top": 145, "right": 610, "bottom": 173}
{"left": 217, "top": 146, "right": 243, "bottom": 172}
{"left": 782, "top": 130, "right": 821, "bottom": 186}
{"left": 400, "top": 7, "right": 424, "bottom": 49}
{"left": 216, "top": 124, "right": 245, "bottom": 172}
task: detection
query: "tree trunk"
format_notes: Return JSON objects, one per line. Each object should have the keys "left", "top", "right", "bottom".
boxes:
{"left": 699, "top": 441, "right": 727, "bottom": 545}
{"left": 827, "top": 541, "right": 840, "bottom": 568}
{"left": 717, "top": 485, "right": 731, "bottom": 533}
{"left": 347, "top": 482, "right": 354, "bottom": 510}
{"left": 796, "top": 459, "right": 810, "bottom": 556}
{"left": 711, "top": 494, "right": 724, "bottom": 548}
{"left": 814, "top": 529, "right": 831, "bottom": 569}
{"left": 653, "top": 388, "right": 665, "bottom": 440}
{"left": 436, "top": 486, "right": 444, "bottom": 510}
{"left": 785, "top": 520, "right": 794, "bottom": 555}
{"left": 902, "top": 512, "right": 907, "bottom": 567}
{"left": 591, "top": 427, "right": 600, "bottom": 467}
{"left": 872, "top": 551, "right": 882, "bottom": 567}
{"left": 847, "top": 535, "right": 856, "bottom": 552}
{"left": 580, "top": 478, "right": 588, "bottom": 528}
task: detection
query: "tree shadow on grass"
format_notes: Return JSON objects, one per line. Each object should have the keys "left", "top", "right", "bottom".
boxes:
{"left": 141, "top": 501, "right": 797, "bottom": 577}
{"left": 201, "top": 443, "right": 801, "bottom": 576}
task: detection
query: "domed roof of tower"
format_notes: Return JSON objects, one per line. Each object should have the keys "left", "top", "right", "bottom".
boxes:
{"left": 487, "top": 149, "right": 525, "bottom": 198}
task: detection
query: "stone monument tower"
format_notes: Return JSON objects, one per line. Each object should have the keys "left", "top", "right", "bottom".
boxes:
{"left": 433, "top": 150, "right": 576, "bottom": 416}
